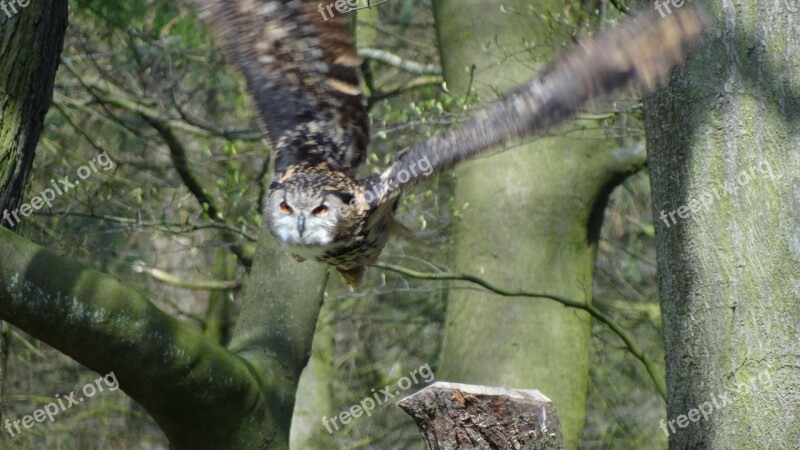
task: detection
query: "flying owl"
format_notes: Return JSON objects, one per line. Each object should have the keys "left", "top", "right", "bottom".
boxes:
{"left": 191, "top": 0, "right": 705, "bottom": 286}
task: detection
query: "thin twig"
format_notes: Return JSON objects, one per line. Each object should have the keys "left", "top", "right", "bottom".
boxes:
{"left": 34, "top": 211, "right": 257, "bottom": 241}
{"left": 372, "top": 262, "right": 667, "bottom": 399}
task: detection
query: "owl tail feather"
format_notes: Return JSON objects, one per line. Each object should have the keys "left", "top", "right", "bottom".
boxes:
{"left": 337, "top": 265, "right": 365, "bottom": 290}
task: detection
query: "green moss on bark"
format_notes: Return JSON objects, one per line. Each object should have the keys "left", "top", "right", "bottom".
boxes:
{"left": 645, "top": 2, "right": 800, "bottom": 448}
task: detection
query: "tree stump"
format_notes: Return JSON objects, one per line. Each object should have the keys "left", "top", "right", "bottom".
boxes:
{"left": 398, "top": 382, "right": 564, "bottom": 449}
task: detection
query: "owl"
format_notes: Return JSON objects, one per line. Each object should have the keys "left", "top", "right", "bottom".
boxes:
{"left": 191, "top": 0, "right": 705, "bottom": 287}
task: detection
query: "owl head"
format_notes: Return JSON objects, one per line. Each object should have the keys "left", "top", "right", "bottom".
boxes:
{"left": 264, "top": 179, "right": 359, "bottom": 254}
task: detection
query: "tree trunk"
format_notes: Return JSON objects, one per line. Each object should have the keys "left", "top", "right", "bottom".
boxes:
{"left": 432, "top": 2, "right": 648, "bottom": 447}
{"left": 0, "top": 0, "right": 68, "bottom": 221}
{"left": 645, "top": 1, "right": 800, "bottom": 447}
{"left": 399, "top": 382, "right": 565, "bottom": 449}
{"left": 290, "top": 309, "right": 335, "bottom": 450}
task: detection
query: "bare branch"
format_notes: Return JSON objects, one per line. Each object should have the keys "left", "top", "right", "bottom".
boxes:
{"left": 132, "top": 261, "right": 242, "bottom": 291}
{"left": 373, "top": 262, "right": 667, "bottom": 399}
{"left": 359, "top": 47, "right": 441, "bottom": 75}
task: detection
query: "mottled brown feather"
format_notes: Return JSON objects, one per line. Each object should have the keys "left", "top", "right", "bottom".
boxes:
{"left": 192, "top": 0, "right": 368, "bottom": 176}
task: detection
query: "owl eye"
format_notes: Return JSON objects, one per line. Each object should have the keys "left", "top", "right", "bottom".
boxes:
{"left": 312, "top": 204, "right": 329, "bottom": 216}
{"left": 279, "top": 200, "right": 292, "bottom": 214}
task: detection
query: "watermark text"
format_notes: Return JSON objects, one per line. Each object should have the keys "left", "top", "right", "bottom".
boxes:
{"left": 659, "top": 368, "right": 772, "bottom": 436}
{"left": 659, "top": 160, "right": 782, "bottom": 229}
{"left": 1, "top": 0, "right": 31, "bottom": 18}
{"left": 654, "top": 0, "right": 691, "bottom": 18}
{"left": 322, "top": 363, "right": 434, "bottom": 433}
{"left": 5, "top": 371, "right": 120, "bottom": 438}
{"left": 2, "top": 151, "right": 114, "bottom": 228}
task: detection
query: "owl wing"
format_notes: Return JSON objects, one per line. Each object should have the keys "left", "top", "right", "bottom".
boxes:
{"left": 362, "top": 7, "right": 705, "bottom": 209}
{"left": 192, "top": 0, "right": 368, "bottom": 175}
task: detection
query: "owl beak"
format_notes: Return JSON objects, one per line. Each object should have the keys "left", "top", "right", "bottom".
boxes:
{"left": 297, "top": 214, "right": 306, "bottom": 236}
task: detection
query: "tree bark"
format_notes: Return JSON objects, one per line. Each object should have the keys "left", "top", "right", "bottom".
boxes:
{"left": 226, "top": 229, "right": 329, "bottom": 449}
{"left": 0, "top": 0, "right": 68, "bottom": 222}
{"left": 290, "top": 309, "right": 335, "bottom": 450}
{"left": 645, "top": 1, "right": 800, "bottom": 447}
{"left": 399, "top": 382, "right": 565, "bottom": 449}
{"left": 431, "top": 2, "right": 650, "bottom": 447}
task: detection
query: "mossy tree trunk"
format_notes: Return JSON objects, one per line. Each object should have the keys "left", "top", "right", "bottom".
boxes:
{"left": 645, "top": 1, "right": 800, "bottom": 447}
{"left": 0, "top": 0, "right": 67, "bottom": 220}
{"left": 431, "top": 1, "right": 648, "bottom": 447}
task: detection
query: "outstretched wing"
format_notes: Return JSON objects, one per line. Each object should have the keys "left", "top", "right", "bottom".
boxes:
{"left": 192, "top": 0, "right": 369, "bottom": 175}
{"left": 362, "top": 7, "right": 705, "bottom": 209}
